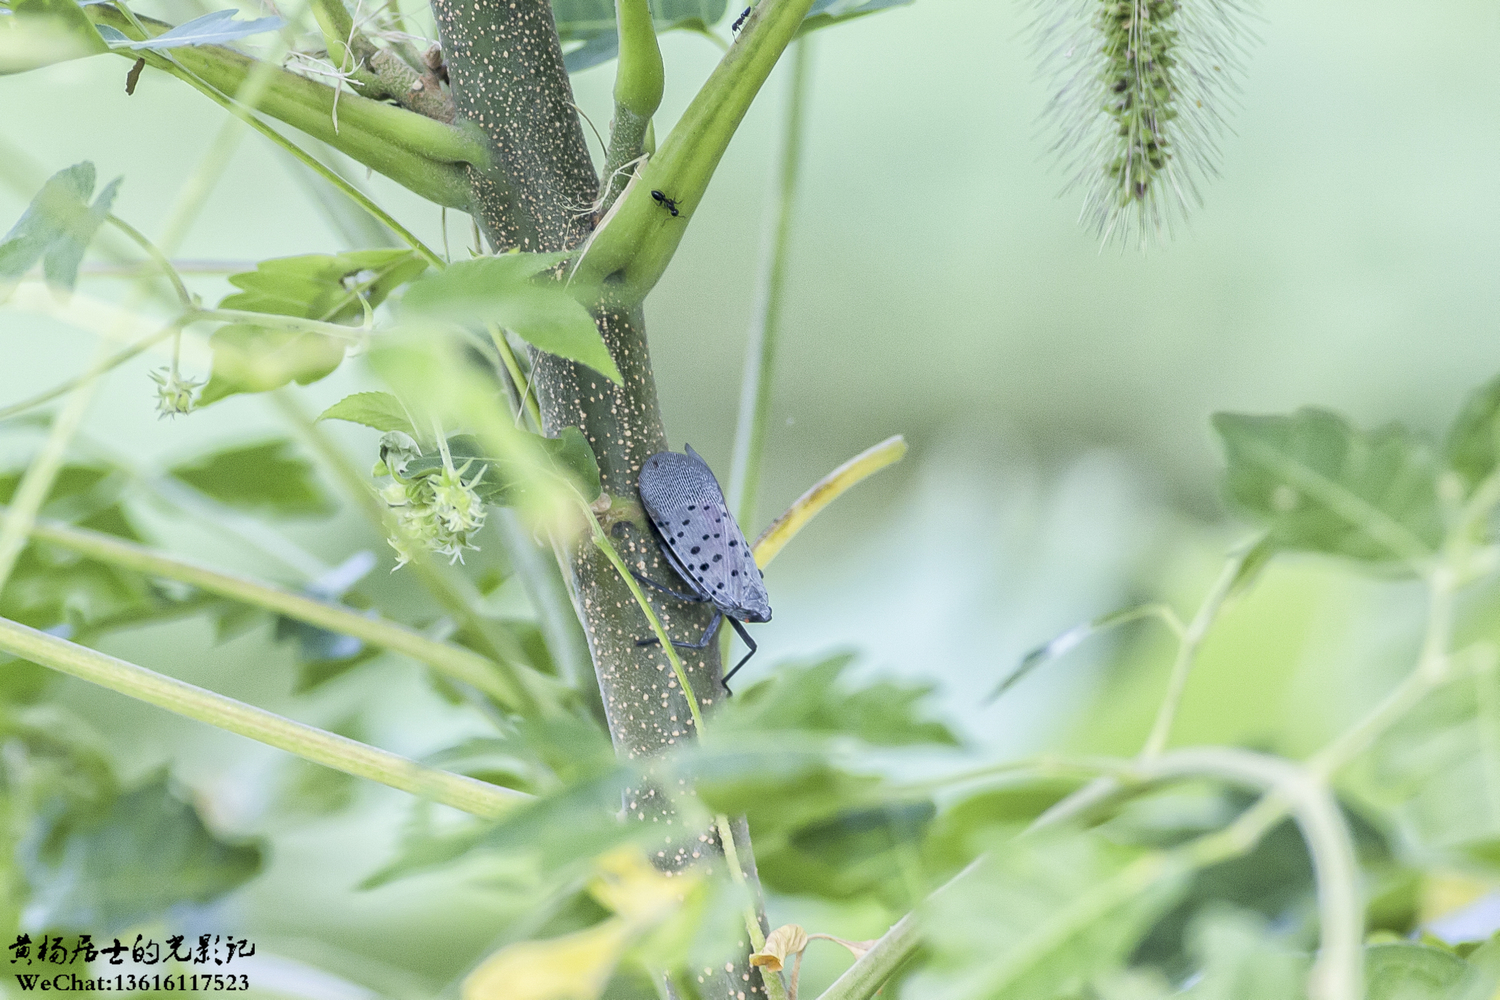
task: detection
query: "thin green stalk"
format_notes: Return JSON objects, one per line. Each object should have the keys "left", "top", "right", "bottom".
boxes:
{"left": 1141, "top": 546, "right": 1250, "bottom": 758}
{"left": 716, "top": 812, "right": 790, "bottom": 1000}
{"left": 0, "top": 324, "right": 178, "bottom": 422}
{"left": 488, "top": 324, "right": 542, "bottom": 429}
{"left": 573, "top": 0, "right": 820, "bottom": 303}
{"left": 105, "top": 215, "right": 193, "bottom": 309}
{"left": 586, "top": 503, "right": 704, "bottom": 735}
{"left": 21, "top": 514, "right": 535, "bottom": 713}
{"left": 0, "top": 615, "right": 524, "bottom": 818}
{"left": 728, "top": 37, "right": 811, "bottom": 526}
{"left": 600, "top": 0, "right": 663, "bottom": 210}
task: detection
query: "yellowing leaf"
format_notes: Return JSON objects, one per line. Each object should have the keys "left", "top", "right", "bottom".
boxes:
{"left": 463, "top": 919, "right": 633, "bottom": 1000}
{"left": 750, "top": 924, "right": 809, "bottom": 971}
{"left": 589, "top": 846, "right": 697, "bottom": 921}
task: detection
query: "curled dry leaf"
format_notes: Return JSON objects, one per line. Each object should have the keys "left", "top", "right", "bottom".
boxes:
{"left": 749, "top": 924, "right": 809, "bottom": 971}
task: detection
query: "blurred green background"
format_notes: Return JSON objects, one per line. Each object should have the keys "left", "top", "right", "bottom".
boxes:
{"left": 2, "top": 0, "right": 1498, "bottom": 994}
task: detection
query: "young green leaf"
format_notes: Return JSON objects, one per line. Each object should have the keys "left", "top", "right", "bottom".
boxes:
{"left": 317, "top": 391, "right": 418, "bottom": 437}
{"left": 201, "top": 251, "right": 426, "bottom": 403}
{"left": 1213, "top": 409, "right": 1443, "bottom": 570}
{"left": 98, "top": 8, "right": 283, "bottom": 49}
{"left": 1446, "top": 374, "right": 1500, "bottom": 497}
{"left": 198, "top": 324, "right": 348, "bottom": 404}
{"left": 0, "top": 161, "right": 119, "bottom": 293}
{"left": 20, "top": 773, "right": 264, "bottom": 934}
{"left": 168, "top": 438, "right": 334, "bottom": 517}
{"left": 220, "top": 249, "right": 427, "bottom": 323}
{"left": 402, "top": 255, "right": 623, "bottom": 384}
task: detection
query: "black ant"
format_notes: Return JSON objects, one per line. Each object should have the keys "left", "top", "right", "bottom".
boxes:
{"left": 651, "top": 190, "right": 680, "bottom": 217}
{"left": 731, "top": 6, "right": 750, "bottom": 33}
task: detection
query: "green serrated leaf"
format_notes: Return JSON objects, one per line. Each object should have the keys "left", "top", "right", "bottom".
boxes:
{"left": 20, "top": 773, "right": 264, "bottom": 935}
{"left": 168, "top": 438, "right": 334, "bottom": 516}
{"left": 1213, "top": 409, "right": 1443, "bottom": 570}
{"left": 716, "top": 653, "right": 960, "bottom": 746}
{"left": 1364, "top": 943, "right": 1468, "bottom": 1000}
{"left": 200, "top": 251, "right": 425, "bottom": 403}
{"left": 317, "top": 391, "right": 417, "bottom": 437}
{"left": 0, "top": 162, "right": 119, "bottom": 292}
{"left": 199, "top": 323, "right": 348, "bottom": 404}
{"left": 1446, "top": 374, "right": 1500, "bottom": 497}
{"left": 402, "top": 255, "right": 622, "bottom": 384}
{"left": 221, "top": 249, "right": 426, "bottom": 322}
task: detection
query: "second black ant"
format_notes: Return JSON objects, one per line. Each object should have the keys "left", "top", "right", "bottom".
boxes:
{"left": 651, "top": 190, "right": 680, "bottom": 217}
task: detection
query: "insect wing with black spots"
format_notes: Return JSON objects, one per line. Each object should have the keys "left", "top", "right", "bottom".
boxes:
{"left": 638, "top": 446, "right": 771, "bottom": 624}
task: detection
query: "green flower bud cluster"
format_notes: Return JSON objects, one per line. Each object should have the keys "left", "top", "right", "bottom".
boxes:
{"left": 374, "top": 433, "right": 489, "bottom": 568}
{"left": 149, "top": 367, "right": 201, "bottom": 419}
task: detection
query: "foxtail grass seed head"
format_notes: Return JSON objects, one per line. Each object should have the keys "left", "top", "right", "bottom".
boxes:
{"left": 1035, "top": 0, "right": 1256, "bottom": 246}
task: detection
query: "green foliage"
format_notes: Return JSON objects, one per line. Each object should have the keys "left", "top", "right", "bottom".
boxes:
{"left": 19, "top": 773, "right": 263, "bottom": 935}
{"left": 201, "top": 250, "right": 426, "bottom": 403}
{"left": 905, "top": 832, "right": 1190, "bottom": 1000}
{"left": 799, "top": 0, "right": 913, "bottom": 35}
{"left": 168, "top": 438, "right": 334, "bottom": 516}
{"left": 317, "top": 390, "right": 418, "bottom": 437}
{"left": 401, "top": 255, "right": 623, "bottom": 384}
{"left": 714, "top": 652, "right": 959, "bottom": 746}
{"left": 1364, "top": 943, "right": 1469, "bottom": 1000}
{"left": 388, "top": 428, "right": 602, "bottom": 506}
{"left": 1213, "top": 409, "right": 1444, "bottom": 569}
{"left": 0, "top": 162, "right": 119, "bottom": 293}
{"left": 1445, "top": 374, "right": 1500, "bottom": 497}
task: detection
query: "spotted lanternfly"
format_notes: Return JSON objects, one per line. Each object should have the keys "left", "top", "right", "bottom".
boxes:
{"left": 651, "top": 190, "right": 680, "bottom": 217}
{"left": 731, "top": 6, "right": 751, "bottom": 33}
{"left": 634, "top": 445, "right": 770, "bottom": 693}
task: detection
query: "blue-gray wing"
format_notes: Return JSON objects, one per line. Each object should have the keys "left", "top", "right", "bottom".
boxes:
{"left": 638, "top": 448, "right": 771, "bottom": 622}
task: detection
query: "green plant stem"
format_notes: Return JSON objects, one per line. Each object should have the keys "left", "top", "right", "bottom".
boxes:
{"left": 600, "top": 0, "right": 663, "bottom": 210}
{"left": 0, "top": 615, "right": 524, "bottom": 818}
{"left": 105, "top": 214, "right": 194, "bottom": 309}
{"left": 728, "top": 37, "right": 810, "bottom": 526}
{"left": 0, "top": 324, "right": 178, "bottom": 422}
{"left": 488, "top": 324, "right": 542, "bottom": 429}
{"left": 816, "top": 748, "right": 1364, "bottom": 1000}
{"left": 574, "top": 0, "right": 819, "bottom": 303}
{"left": 1140, "top": 547, "right": 1249, "bottom": 758}
{"left": 85, "top": 6, "right": 484, "bottom": 211}
{"left": 20, "top": 514, "right": 536, "bottom": 713}
{"left": 494, "top": 509, "right": 600, "bottom": 715}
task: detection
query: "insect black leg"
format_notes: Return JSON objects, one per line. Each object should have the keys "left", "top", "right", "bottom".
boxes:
{"left": 628, "top": 568, "right": 706, "bottom": 604}
{"left": 720, "top": 617, "right": 759, "bottom": 695}
{"left": 635, "top": 609, "right": 723, "bottom": 651}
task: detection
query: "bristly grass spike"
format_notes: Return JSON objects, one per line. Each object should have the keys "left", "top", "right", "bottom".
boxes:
{"left": 634, "top": 445, "right": 771, "bottom": 693}
{"left": 1033, "top": 0, "right": 1259, "bottom": 247}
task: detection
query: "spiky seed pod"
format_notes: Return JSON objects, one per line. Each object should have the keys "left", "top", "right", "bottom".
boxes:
{"left": 381, "top": 459, "right": 488, "bottom": 569}
{"left": 149, "top": 367, "right": 201, "bottom": 419}
{"left": 1035, "top": 0, "right": 1256, "bottom": 246}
